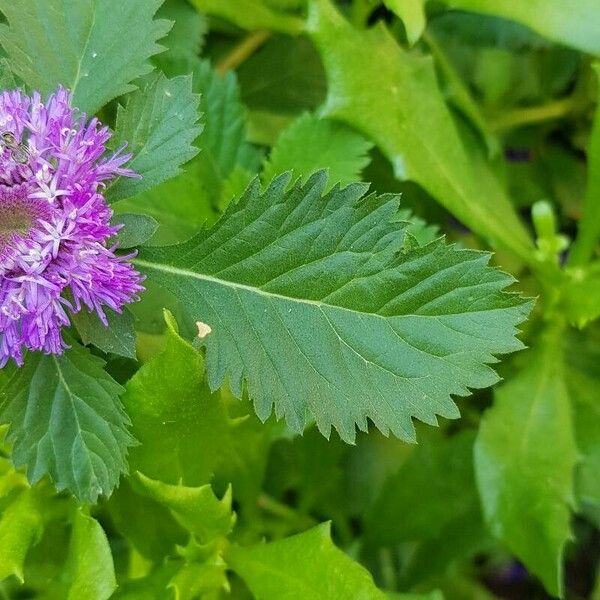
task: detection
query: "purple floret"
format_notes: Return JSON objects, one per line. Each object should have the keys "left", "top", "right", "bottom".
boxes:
{"left": 0, "top": 87, "right": 144, "bottom": 367}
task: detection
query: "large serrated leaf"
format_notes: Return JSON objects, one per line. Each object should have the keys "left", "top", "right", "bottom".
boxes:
{"left": 135, "top": 171, "right": 531, "bottom": 443}
{"left": 0, "top": 342, "right": 134, "bottom": 503}
{"left": 0, "top": 0, "right": 171, "bottom": 114}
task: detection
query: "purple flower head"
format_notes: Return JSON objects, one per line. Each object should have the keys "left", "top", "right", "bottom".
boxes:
{"left": 0, "top": 87, "right": 144, "bottom": 367}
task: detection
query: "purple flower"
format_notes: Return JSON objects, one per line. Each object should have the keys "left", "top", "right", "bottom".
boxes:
{"left": 0, "top": 87, "right": 144, "bottom": 367}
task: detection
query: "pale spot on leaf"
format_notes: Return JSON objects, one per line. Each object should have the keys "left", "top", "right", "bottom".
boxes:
{"left": 196, "top": 321, "right": 212, "bottom": 338}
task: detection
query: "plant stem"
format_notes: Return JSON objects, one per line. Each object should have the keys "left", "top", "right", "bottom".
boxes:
{"left": 217, "top": 30, "right": 271, "bottom": 75}
{"left": 257, "top": 494, "right": 316, "bottom": 529}
{"left": 568, "top": 63, "right": 600, "bottom": 267}
{"left": 488, "top": 97, "right": 580, "bottom": 132}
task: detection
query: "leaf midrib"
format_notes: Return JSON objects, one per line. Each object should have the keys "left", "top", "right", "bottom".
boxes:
{"left": 133, "top": 257, "right": 507, "bottom": 321}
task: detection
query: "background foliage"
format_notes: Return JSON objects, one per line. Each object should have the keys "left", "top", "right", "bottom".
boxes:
{"left": 0, "top": 0, "right": 599, "bottom": 598}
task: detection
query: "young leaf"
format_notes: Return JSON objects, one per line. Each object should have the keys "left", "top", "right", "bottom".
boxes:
{"left": 71, "top": 308, "right": 137, "bottom": 360}
{"left": 445, "top": 0, "right": 600, "bottom": 56}
{"left": 306, "top": 0, "right": 534, "bottom": 262}
{"left": 134, "top": 473, "right": 235, "bottom": 543}
{"left": 131, "top": 473, "right": 234, "bottom": 599}
{"left": 0, "top": 342, "right": 134, "bottom": 503}
{"left": 384, "top": 0, "right": 427, "bottom": 46}
{"left": 122, "top": 311, "right": 271, "bottom": 510}
{"left": 188, "top": 0, "right": 304, "bottom": 34}
{"left": 107, "top": 73, "right": 202, "bottom": 202}
{"left": 474, "top": 327, "right": 577, "bottom": 597}
{"left": 64, "top": 510, "right": 116, "bottom": 600}
{"left": 135, "top": 172, "right": 531, "bottom": 443}
{"left": 227, "top": 523, "right": 387, "bottom": 599}
{"left": 0, "top": 488, "right": 46, "bottom": 582}
{"left": 0, "top": 0, "right": 171, "bottom": 115}
{"left": 262, "top": 113, "right": 373, "bottom": 189}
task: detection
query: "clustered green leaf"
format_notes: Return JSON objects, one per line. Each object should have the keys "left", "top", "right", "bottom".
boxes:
{"left": 0, "top": 0, "right": 599, "bottom": 598}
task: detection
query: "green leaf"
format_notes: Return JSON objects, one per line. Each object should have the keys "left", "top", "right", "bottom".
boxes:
{"left": 107, "top": 478, "right": 184, "bottom": 562}
{"left": 388, "top": 593, "right": 444, "bottom": 600}
{"left": 155, "top": 0, "right": 207, "bottom": 75}
{"left": 569, "top": 63, "right": 600, "bottom": 266}
{"left": 64, "top": 509, "right": 116, "bottom": 600}
{"left": 384, "top": 0, "right": 426, "bottom": 46}
{"left": 122, "top": 311, "right": 272, "bottom": 510}
{"left": 474, "top": 327, "right": 577, "bottom": 597}
{"left": 114, "top": 214, "right": 159, "bottom": 249}
{"left": 135, "top": 172, "right": 531, "bottom": 443}
{"left": 188, "top": 0, "right": 304, "bottom": 34}
{"left": 227, "top": 522, "right": 388, "bottom": 599}
{"left": 362, "top": 433, "right": 489, "bottom": 587}
{"left": 71, "top": 308, "right": 137, "bottom": 359}
{"left": 0, "top": 341, "right": 134, "bottom": 503}
{"left": 266, "top": 427, "right": 349, "bottom": 521}
{"left": 0, "top": 488, "right": 45, "bottom": 582}
{"left": 193, "top": 60, "right": 261, "bottom": 199}
{"left": 566, "top": 329, "right": 600, "bottom": 526}
{"left": 445, "top": 0, "right": 600, "bottom": 56}
{"left": 113, "top": 156, "right": 218, "bottom": 245}
{"left": 238, "top": 36, "right": 327, "bottom": 116}
{"left": 263, "top": 113, "right": 373, "bottom": 189}
{"left": 107, "top": 73, "right": 202, "bottom": 202}
{"left": 111, "top": 562, "right": 180, "bottom": 600}
{"left": 130, "top": 473, "right": 234, "bottom": 600}
{"left": 396, "top": 209, "right": 440, "bottom": 248}
{"left": 365, "top": 431, "right": 482, "bottom": 545}
{"left": 134, "top": 473, "right": 235, "bottom": 543}
{"left": 0, "top": 0, "right": 171, "bottom": 114}
{"left": 306, "top": 0, "right": 534, "bottom": 262}
{"left": 0, "top": 57, "right": 17, "bottom": 89}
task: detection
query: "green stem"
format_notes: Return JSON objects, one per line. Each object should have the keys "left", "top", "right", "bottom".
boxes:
{"left": 379, "top": 547, "right": 398, "bottom": 591}
{"left": 568, "top": 63, "right": 600, "bottom": 267}
{"left": 488, "top": 97, "right": 580, "bottom": 132}
{"left": 257, "top": 494, "right": 316, "bottom": 530}
{"left": 217, "top": 30, "right": 271, "bottom": 75}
